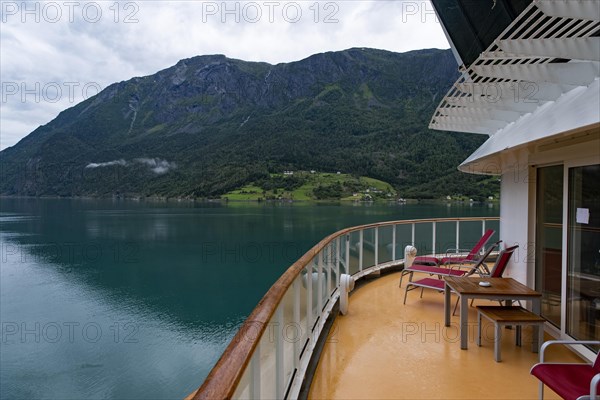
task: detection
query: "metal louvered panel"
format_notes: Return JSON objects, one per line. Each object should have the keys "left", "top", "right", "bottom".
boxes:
{"left": 470, "top": 62, "right": 600, "bottom": 86}
{"left": 497, "top": 37, "right": 600, "bottom": 61}
{"left": 429, "top": 122, "right": 493, "bottom": 135}
{"left": 534, "top": 0, "right": 600, "bottom": 20}
{"left": 436, "top": 107, "right": 522, "bottom": 122}
{"left": 430, "top": 0, "right": 600, "bottom": 136}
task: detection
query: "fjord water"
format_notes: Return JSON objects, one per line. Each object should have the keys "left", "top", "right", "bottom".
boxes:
{"left": 0, "top": 198, "right": 498, "bottom": 399}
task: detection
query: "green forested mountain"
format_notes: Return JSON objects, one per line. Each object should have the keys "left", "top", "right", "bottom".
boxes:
{"left": 0, "top": 48, "right": 498, "bottom": 200}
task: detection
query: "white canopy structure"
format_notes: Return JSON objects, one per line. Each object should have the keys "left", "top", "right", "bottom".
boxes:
{"left": 430, "top": 0, "right": 600, "bottom": 174}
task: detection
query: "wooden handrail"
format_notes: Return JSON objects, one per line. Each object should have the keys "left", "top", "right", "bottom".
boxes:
{"left": 191, "top": 217, "right": 499, "bottom": 399}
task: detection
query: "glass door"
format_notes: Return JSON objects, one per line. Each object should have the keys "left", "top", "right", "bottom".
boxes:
{"left": 535, "top": 165, "right": 564, "bottom": 327}
{"left": 567, "top": 164, "right": 600, "bottom": 341}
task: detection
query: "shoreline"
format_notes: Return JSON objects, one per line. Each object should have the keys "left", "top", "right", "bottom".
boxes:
{"left": 0, "top": 195, "right": 499, "bottom": 206}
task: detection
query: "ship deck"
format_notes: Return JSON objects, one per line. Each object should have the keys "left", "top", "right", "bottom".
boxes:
{"left": 308, "top": 271, "right": 583, "bottom": 399}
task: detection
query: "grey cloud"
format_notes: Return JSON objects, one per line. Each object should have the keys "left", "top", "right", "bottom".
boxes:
{"left": 85, "top": 159, "right": 128, "bottom": 169}
{"left": 85, "top": 158, "right": 176, "bottom": 174}
{"left": 134, "top": 158, "right": 177, "bottom": 174}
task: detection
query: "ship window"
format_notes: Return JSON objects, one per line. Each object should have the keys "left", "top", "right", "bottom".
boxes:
{"left": 535, "top": 165, "right": 564, "bottom": 328}
{"left": 566, "top": 164, "right": 600, "bottom": 344}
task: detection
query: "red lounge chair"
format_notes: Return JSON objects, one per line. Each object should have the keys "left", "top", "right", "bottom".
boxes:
{"left": 465, "top": 244, "right": 519, "bottom": 308}
{"left": 399, "top": 240, "right": 501, "bottom": 289}
{"left": 485, "top": 244, "right": 518, "bottom": 278}
{"left": 402, "top": 242, "right": 504, "bottom": 306}
{"left": 531, "top": 340, "right": 600, "bottom": 400}
{"left": 413, "top": 228, "right": 495, "bottom": 266}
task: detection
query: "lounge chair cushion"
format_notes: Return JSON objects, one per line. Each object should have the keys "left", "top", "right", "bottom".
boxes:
{"left": 408, "top": 264, "right": 465, "bottom": 277}
{"left": 407, "top": 277, "right": 445, "bottom": 291}
{"left": 413, "top": 256, "right": 439, "bottom": 266}
{"left": 414, "top": 256, "right": 471, "bottom": 266}
{"left": 440, "top": 256, "right": 468, "bottom": 265}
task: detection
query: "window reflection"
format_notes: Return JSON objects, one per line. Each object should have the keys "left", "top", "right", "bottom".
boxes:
{"left": 567, "top": 164, "right": 600, "bottom": 343}
{"left": 535, "top": 165, "right": 563, "bottom": 327}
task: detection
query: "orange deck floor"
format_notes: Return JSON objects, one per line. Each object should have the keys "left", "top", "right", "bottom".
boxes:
{"left": 309, "top": 271, "right": 584, "bottom": 400}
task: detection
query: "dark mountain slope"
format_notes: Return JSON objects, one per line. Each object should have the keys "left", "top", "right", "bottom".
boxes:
{"left": 0, "top": 48, "right": 496, "bottom": 199}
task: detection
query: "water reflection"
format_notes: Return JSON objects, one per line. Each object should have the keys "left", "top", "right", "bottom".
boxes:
{"left": 0, "top": 198, "right": 498, "bottom": 399}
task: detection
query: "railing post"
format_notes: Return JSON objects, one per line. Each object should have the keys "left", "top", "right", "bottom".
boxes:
{"left": 482, "top": 220, "right": 486, "bottom": 252}
{"left": 411, "top": 223, "right": 415, "bottom": 246}
{"left": 307, "top": 265, "right": 313, "bottom": 332}
{"left": 359, "top": 230, "right": 364, "bottom": 271}
{"left": 293, "top": 277, "right": 300, "bottom": 369}
{"left": 276, "top": 306, "right": 284, "bottom": 399}
{"left": 250, "top": 344, "right": 261, "bottom": 399}
{"left": 392, "top": 224, "right": 397, "bottom": 261}
{"left": 318, "top": 252, "right": 323, "bottom": 313}
{"left": 345, "top": 235, "right": 350, "bottom": 275}
{"left": 374, "top": 227, "right": 379, "bottom": 267}
{"left": 432, "top": 221, "right": 437, "bottom": 256}
{"left": 336, "top": 237, "right": 341, "bottom": 284}
{"left": 456, "top": 220, "right": 460, "bottom": 251}
{"left": 326, "top": 244, "right": 332, "bottom": 295}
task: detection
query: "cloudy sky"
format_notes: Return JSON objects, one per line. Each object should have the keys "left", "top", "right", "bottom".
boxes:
{"left": 0, "top": 0, "right": 449, "bottom": 149}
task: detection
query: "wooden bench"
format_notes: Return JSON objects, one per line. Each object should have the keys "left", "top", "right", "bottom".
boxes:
{"left": 476, "top": 306, "right": 546, "bottom": 362}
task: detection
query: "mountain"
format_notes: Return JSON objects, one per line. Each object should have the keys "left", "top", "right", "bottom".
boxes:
{"left": 0, "top": 48, "right": 498, "bottom": 200}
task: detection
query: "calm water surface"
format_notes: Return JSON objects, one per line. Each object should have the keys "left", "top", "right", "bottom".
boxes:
{"left": 0, "top": 198, "right": 498, "bottom": 399}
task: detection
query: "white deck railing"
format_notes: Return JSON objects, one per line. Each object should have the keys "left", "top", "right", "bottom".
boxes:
{"left": 190, "top": 217, "right": 500, "bottom": 400}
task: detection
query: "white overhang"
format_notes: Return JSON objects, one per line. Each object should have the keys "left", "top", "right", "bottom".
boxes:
{"left": 459, "top": 79, "right": 600, "bottom": 174}
{"left": 429, "top": 0, "right": 600, "bottom": 175}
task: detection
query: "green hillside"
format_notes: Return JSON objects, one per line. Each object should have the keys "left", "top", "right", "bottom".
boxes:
{"left": 223, "top": 171, "right": 396, "bottom": 201}
{"left": 0, "top": 48, "right": 499, "bottom": 200}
